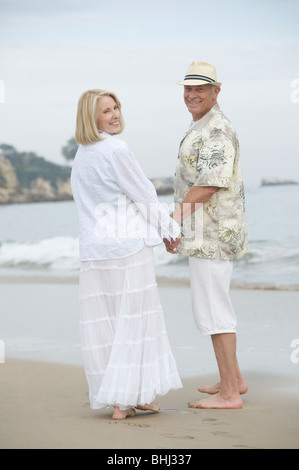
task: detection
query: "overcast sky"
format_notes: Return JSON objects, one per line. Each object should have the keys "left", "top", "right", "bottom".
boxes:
{"left": 0, "top": 0, "right": 298, "bottom": 186}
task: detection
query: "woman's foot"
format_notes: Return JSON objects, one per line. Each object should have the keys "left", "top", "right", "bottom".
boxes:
{"left": 112, "top": 406, "right": 136, "bottom": 420}
{"left": 135, "top": 402, "right": 160, "bottom": 412}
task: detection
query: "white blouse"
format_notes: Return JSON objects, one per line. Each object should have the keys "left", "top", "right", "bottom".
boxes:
{"left": 71, "top": 132, "right": 180, "bottom": 260}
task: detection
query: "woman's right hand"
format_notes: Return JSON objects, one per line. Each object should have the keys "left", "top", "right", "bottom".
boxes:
{"left": 163, "top": 236, "right": 181, "bottom": 254}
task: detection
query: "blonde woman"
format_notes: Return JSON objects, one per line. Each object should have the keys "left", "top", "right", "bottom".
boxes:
{"left": 71, "top": 89, "right": 182, "bottom": 420}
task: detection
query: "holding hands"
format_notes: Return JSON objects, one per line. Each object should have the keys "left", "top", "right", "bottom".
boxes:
{"left": 163, "top": 236, "right": 181, "bottom": 254}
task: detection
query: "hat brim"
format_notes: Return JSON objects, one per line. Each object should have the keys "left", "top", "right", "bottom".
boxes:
{"left": 176, "top": 79, "right": 222, "bottom": 87}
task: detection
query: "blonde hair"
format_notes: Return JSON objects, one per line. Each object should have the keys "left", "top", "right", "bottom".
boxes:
{"left": 75, "top": 89, "right": 125, "bottom": 145}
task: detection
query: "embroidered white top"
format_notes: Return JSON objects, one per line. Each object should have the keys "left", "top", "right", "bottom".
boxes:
{"left": 71, "top": 132, "right": 180, "bottom": 260}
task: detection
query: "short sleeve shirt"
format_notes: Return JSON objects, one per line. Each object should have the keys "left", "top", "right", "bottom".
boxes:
{"left": 174, "top": 103, "right": 248, "bottom": 260}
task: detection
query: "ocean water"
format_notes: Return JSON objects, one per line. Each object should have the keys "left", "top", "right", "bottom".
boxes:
{"left": 0, "top": 184, "right": 299, "bottom": 290}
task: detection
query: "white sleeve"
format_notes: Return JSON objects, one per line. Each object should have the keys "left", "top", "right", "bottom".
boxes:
{"left": 110, "top": 144, "right": 180, "bottom": 241}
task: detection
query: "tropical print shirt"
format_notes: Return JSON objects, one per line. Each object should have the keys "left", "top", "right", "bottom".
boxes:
{"left": 174, "top": 103, "right": 248, "bottom": 260}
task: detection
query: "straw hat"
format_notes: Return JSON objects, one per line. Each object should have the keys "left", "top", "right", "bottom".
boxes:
{"left": 176, "top": 61, "right": 222, "bottom": 87}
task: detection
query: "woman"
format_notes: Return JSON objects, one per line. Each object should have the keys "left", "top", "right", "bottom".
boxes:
{"left": 71, "top": 89, "right": 182, "bottom": 420}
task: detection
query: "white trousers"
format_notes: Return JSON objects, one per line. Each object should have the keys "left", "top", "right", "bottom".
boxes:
{"left": 188, "top": 251, "right": 237, "bottom": 336}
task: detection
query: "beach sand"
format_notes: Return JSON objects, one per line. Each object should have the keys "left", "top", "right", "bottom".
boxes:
{"left": 0, "top": 279, "right": 299, "bottom": 449}
{"left": 1, "top": 360, "right": 299, "bottom": 450}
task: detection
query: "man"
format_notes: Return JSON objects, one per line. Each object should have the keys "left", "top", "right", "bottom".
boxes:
{"left": 165, "top": 61, "right": 248, "bottom": 409}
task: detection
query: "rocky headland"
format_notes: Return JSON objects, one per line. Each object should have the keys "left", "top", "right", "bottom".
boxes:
{"left": 0, "top": 144, "right": 174, "bottom": 205}
{"left": 0, "top": 145, "right": 73, "bottom": 204}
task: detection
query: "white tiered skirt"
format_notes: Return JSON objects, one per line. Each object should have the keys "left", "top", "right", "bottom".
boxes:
{"left": 79, "top": 246, "right": 182, "bottom": 409}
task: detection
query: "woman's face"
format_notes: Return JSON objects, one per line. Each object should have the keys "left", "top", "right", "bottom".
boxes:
{"left": 96, "top": 95, "right": 121, "bottom": 134}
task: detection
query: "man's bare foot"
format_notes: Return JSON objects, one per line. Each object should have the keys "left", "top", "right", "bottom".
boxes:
{"left": 112, "top": 406, "right": 136, "bottom": 420}
{"left": 198, "top": 380, "right": 248, "bottom": 396}
{"left": 188, "top": 393, "right": 243, "bottom": 410}
{"left": 135, "top": 402, "right": 160, "bottom": 412}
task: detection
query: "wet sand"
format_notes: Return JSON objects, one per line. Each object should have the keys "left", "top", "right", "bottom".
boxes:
{"left": 1, "top": 359, "right": 299, "bottom": 449}
{"left": 1, "top": 280, "right": 299, "bottom": 449}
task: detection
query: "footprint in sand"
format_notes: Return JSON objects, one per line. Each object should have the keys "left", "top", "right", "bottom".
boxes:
{"left": 162, "top": 433, "right": 194, "bottom": 440}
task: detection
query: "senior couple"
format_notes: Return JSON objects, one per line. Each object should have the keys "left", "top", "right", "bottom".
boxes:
{"left": 71, "top": 61, "right": 248, "bottom": 420}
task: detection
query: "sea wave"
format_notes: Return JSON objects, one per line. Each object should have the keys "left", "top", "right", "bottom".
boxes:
{"left": 0, "top": 236, "right": 298, "bottom": 288}
{"left": 0, "top": 237, "right": 188, "bottom": 274}
{"left": 0, "top": 237, "right": 80, "bottom": 271}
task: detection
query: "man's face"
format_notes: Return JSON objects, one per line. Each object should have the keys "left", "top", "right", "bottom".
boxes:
{"left": 184, "top": 84, "right": 220, "bottom": 121}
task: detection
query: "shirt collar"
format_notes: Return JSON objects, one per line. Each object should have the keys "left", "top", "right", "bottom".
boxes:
{"left": 190, "top": 102, "right": 220, "bottom": 131}
{"left": 98, "top": 130, "right": 114, "bottom": 139}
{"left": 179, "top": 103, "right": 220, "bottom": 146}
